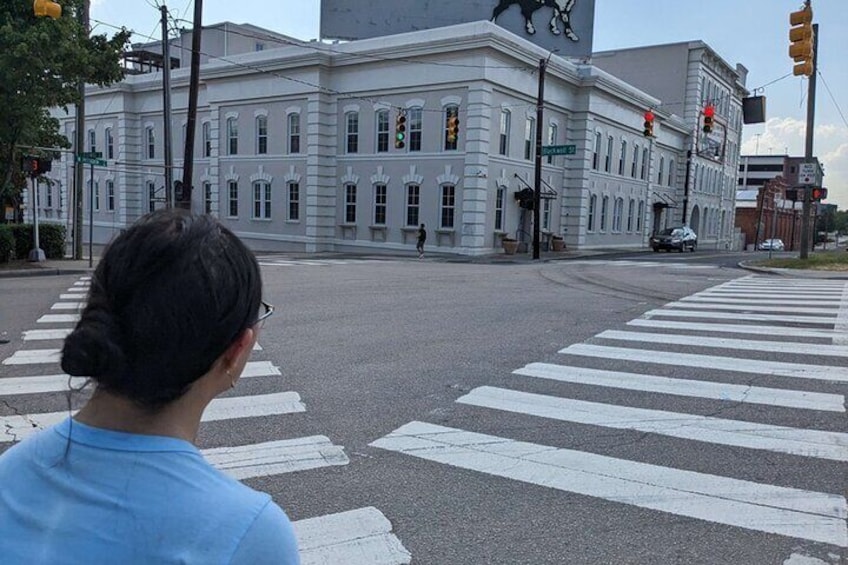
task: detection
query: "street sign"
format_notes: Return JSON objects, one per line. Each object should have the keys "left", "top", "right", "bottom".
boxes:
{"left": 76, "top": 155, "right": 107, "bottom": 166}
{"left": 541, "top": 144, "right": 576, "bottom": 156}
{"left": 80, "top": 151, "right": 103, "bottom": 159}
{"left": 798, "top": 162, "right": 816, "bottom": 185}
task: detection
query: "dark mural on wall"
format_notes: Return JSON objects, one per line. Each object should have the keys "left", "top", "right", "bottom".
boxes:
{"left": 320, "top": 0, "right": 594, "bottom": 58}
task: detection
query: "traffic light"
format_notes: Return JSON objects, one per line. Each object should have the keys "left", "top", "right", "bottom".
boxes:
{"left": 810, "top": 187, "right": 828, "bottom": 201}
{"left": 395, "top": 112, "right": 407, "bottom": 149}
{"left": 703, "top": 104, "right": 715, "bottom": 133}
{"left": 33, "top": 0, "right": 62, "bottom": 19}
{"left": 515, "top": 188, "right": 535, "bottom": 210}
{"left": 21, "top": 155, "right": 51, "bottom": 178}
{"left": 789, "top": 4, "right": 814, "bottom": 77}
{"left": 446, "top": 113, "right": 459, "bottom": 144}
{"left": 643, "top": 110, "right": 654, "bottom": 137}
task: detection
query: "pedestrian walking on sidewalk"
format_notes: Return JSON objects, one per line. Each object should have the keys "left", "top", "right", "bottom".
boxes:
{"left": 0, "top": 209, "right": 300, "bottom": 564}
{"left": 417, "top": 223, "right": 427, "bottom": 259}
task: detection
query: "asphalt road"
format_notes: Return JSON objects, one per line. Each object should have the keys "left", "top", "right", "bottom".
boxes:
{"left": 1, "top": 251, "right": 845, "bottom": 564}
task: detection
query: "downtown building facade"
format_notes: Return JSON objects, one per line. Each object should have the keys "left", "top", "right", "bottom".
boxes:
{"left": 36, "top": 21, "right": 748, "bottom": 255}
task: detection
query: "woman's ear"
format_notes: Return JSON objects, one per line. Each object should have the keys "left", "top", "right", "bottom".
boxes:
{"left": 222, "top": 327, "right": 256, "bottom": 374}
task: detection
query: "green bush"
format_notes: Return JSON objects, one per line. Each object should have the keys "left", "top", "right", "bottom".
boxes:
{"left": 9, "top": 224, "right": 66, "bottom": 259}
{"left": 0, "top": 225, "right": 13, "bottom": 263}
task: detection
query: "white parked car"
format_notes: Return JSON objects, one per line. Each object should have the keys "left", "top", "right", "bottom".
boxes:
{"left": 758, "top": 239, "right": 785, "bottom": 251}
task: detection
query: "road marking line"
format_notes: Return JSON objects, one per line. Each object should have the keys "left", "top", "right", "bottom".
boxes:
{"left": 596, "top": 330, "right": 848, "bottom": 358}
{"left": 59, "top": 294, "right": 87, "bottom": 300}
{"left": 65, "top": 288, "right": 87, "bottom": 293}
{"left": 836, "top": 287, "right": 848, "bottom": 346}
{"left": 23, "top": 329, "right": 73, "bottom": 341}
{"left": 293, "top": 507, "right": 412, "bottom": 565}
{"left": 71, "top": 282, "right": 89, "bottom": 287}
{"left": 0, "top": 360, "right": 282, "bottom": 396}
{"left": 682, "top": 296, "right": 844, "bottom": 306}
{"left": 2, "top": 349, "right": 60, "bottom": 365}
{"left": 205, "top": 436, "right": 349, "bottom": 480}
{"left": 50, "top": 302, "right": 85, "bottom": 310}
{"left": 628, "top": 318, "right": 843, "bottom": 339}
{"left": 514, "top": 363, "right": 845, "bottom": 412}
{"left": 457, "top": 386, "right": 848, "bottom": 462}
{"left": 1, "top": 392, "right": 304, "bottom": 442}
{"left": 698, "top": 290, "right": 844, "bottom": 298}
{"left": 643, "top": 309, "right": 837, "bottom": 325}
{"left": 559, "top": 343, "right": 848, "bottom": 383}
{"left": 665, "top": 301, "right": 838, "bottom": 315}
{"left": 370, "top": 421, "right": 848, "bottom": 547}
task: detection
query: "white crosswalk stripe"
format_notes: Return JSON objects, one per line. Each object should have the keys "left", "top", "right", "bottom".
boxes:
{"left": 258, "top": 258, "right": 392, "bottom": 267}
{"left": 371, "top": 275, "right": 848, "bottom": 548}
{"left": 0, "top": 276, "right": 412, "bottom": 562}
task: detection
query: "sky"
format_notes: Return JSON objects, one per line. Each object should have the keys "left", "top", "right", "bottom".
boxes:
{"left": 89, "top": 0, "right": 848, "bottom": 208}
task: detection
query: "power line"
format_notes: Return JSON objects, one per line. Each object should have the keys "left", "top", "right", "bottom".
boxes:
{"left": 817, "top": 70, "right": 848, "bottom": 130}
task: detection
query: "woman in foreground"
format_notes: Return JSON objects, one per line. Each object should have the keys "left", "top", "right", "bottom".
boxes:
{"left": 0, "top": 209, "right": 300, "bottom": 564}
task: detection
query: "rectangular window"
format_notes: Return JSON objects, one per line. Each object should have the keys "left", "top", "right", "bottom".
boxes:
{"left": 107, "top": 180, "right": 115, "bottom": 211}
{"left": 105, "top": 128, "right": 114, "bottom": 160}
{"left": 440, "top": 185, "right": 455, "bottom": 229}
{"left": 373, "top": 184, "right": 387, "bottom": 225}
{"left": 668, "top": 160, "right": 675, "bottom": 187}
{"left": 524, "top": 118, "right": 534, "bottom": 161}
{"left": 253, "top": 182, "right": 271, "bottom": 219}
{"left": 627, "top": 199, "right": 634, "bottom": 232}
{"left": 588, "top": 194, "right": 596, "bottom": 231}
{"left": 619, "top": 140, "right": 627, "bottom": 175}
{"left": 444, "top": 105, "right": 459, "bottom": 151}
{"left": 45, "top": 185, "right": 53, "bottom": 208}
{"left": 288, "top": 114, "right": 301, "bottom": 154}
{"left": 147, "top": 127, "right": 155, "bottom": 159}
{"left": 637, "top": 200, "right": 644, "bottom": 232}
{"left": 204, "top": 182, "right": 212, "bottom": 214}
{"left": 227, "top": 118, "right": 238, "bottom": 155}
{"left": 344, "top": 184, "right": 357, "bottom": 223}
{"left": 631, "top": 144, "right": 639, "bottom": 178}
{"left": 641, "top": 148, "right": 648, "bottom": 180}
{"left": 202, "top": 122, "right": 211, "bottom": 158}
{"left": 495, "top": 188, "right": 505, "bottom": 231}
{"left": 604, "top": 135, "right": 613, "bottom": 172}
{"left": 542, "top": 198, "right": 551, "bottom": 231}
{"left": 88, "top": 130, "right": 96, "bottom": 154}
{"left": 499, "top": 110, "right": 511, "bottom": 156}
{"left": 256, "top": 116, "right": 268, "bottom": 155}
{"left": 406, "top": 184, "right": 420, "bottom": 226}
{"left": 612, "top": 198, "right": 623, "bottom": 232}
{"left": 546, "top": 124, "right": 557, "bottom": 165}
{"left": 288, "top": 182, "right": 300, "bottom": 221}
{"left": 600, "top": 196, "right": 608, "bottom": 230}
{"left": 228, "top": 181, "right": 238, "bottom": 217}
{"left": 658, "top": 156, "right": 665, "bottom": 185}
{"left": 592, "top": 132, "right": 601, "bottom": 170}
{"left": 409, "top": 108, "right": 422, "bottom": 152}
{"left": 376, "top": 110, "right": 389, "bottom": 153}
{"left": 346, "top": 112, "right": 359, "bottom": 154}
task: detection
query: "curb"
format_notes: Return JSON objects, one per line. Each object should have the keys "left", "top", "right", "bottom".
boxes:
{"left": 737, "top": 260, "right": 848, "bottom": 280}
{"left": 0, "top": 268, "right": 93, "bottom": 279}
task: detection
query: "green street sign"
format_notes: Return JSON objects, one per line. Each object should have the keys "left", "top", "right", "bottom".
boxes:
{"left": 80, "top": 151, "right": 103, "bottom": 159}
{"left": 542, "top": 144, "right": 576, "bottom": 156}
{"left": 76, "top": 156, "right": 107, "bottom": 166}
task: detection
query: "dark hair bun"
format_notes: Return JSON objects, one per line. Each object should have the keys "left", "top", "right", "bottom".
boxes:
{"left": 61, "top": 305, "right": 126, "bottom": 381}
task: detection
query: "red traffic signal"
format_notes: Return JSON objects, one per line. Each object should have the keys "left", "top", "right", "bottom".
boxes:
{"left": 642, "top": 110, "right": 654, "bottom": 137}
{"left": 703, "top": 105, "right": 715, "bottom": 133}
{"left": 810, "top": 187, "right": 827, "bottom": 201}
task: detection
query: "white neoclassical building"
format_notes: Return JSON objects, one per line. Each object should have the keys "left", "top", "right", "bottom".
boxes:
{"left": 38, "top": 21, "right": 747, "bottom": 255}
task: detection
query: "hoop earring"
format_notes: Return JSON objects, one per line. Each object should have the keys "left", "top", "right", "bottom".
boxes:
{"left": 226, "top": 368, "right": 236, "bottom": 389}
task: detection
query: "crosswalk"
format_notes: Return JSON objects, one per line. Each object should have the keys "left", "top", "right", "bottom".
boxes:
{"left": 371, "top": 274, "right": 848, "bottom": 549}
{"left": 0, "top": 276, "right": 411, "bottom": 564}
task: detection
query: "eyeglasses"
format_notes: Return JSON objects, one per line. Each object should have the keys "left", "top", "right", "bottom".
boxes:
{"left": 254, "top": 300, "right": 274, "bottom": 329}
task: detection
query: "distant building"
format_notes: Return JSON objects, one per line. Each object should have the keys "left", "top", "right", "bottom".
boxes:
{"left": 734, "top": 154, "right": 823, "bottom": 250}
{"left": 36, "top": 23, "right": 748, "bottom": 255}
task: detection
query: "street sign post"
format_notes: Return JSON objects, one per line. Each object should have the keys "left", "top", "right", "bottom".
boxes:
{"left": 541, "top": 144, "right": 576, "bottom": 156}
{"left": 76, "top": 154, "right": 106, "bottom": 167}
{"left": 74, "top": 153, "right": 105, "bottom": 267}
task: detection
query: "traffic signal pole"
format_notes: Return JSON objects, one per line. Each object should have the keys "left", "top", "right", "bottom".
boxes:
{"left": 161, "top": 5, "right": 174, "bottom": 208}
{"left": 798, "top": 22, "right": 818, "bottom": 260}
{"left": 72, "top": 0, "right": 89, "bottom": 260}
{"left": 532, "top": 57, "right": 547, "bottom": 260}
{"left": 181, "top": 0, "right": 203, "bottom": 210}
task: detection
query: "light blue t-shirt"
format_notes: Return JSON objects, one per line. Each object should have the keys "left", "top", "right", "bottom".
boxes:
{"left": 0, "top": 418, "right": 300, "bottom": 564}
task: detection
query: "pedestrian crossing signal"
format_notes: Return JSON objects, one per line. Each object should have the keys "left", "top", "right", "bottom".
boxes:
{"left": 395, "top": 112, "right": 407, "bottom": 149}
{"left": 810, "top": 187, "right": 827, "bottom": 201}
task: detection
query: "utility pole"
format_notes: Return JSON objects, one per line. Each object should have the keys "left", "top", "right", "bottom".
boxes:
{"left": 73, "top": 0, "right": 89, "bottom": 260}
{"left": 181, "top": 0, "right": 203, "bottom": 211}
{"left": 532, "top": 57, "right": 547, "bottom": 260}
{"left": 161, "top": 5, "right": 174, "bottom": 208}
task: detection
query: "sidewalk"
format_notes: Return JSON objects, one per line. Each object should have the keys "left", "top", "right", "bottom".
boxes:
{"left": 0, "top": 257, "right": 96, "bottom": 279}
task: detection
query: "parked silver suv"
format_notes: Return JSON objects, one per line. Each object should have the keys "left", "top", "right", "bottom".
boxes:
{"left": 650, "top": 226, "right": 698, "bottom": 253}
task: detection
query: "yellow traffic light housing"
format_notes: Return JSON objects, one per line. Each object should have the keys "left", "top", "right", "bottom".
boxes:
{"left": 446, "top": 116, "right": 459, "bottom": 143}
{"left": 789, "top": 4, "right": 814, "bottom": 76}
{"left": 33, "top": 0, "right": 62, "bottom": 19}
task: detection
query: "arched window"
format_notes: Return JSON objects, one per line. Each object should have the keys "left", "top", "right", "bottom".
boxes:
{"left": 600, "top": 195, "right": 609, "bottom": 230}
{"left": 408, "top": 107, "right": 423, "bottom": 152}
{"left": 288, "top": 113, "right": 301, "bottom": 154}
{"left": 256, "top": 116, "right": 268, "bottom": 155}
{"left": 226, "top": 117, "right": 238, "bottom": 155}
{"left": 444, "top": 105, "right": 459, "bottom": 151}
{"left": 499, "top": 110, "right": 511, "bottom": 156}
{"left": 376, "top": 110, "right": 389, "bottom": 153}
{"left": 612, "top": 197, "right": 623, "bottom": 232}
{"left": 627, "top": 199, "right": 635, "bottom": 232}
{"left": 588, "top": 194, "right": 597, "bottom": 231}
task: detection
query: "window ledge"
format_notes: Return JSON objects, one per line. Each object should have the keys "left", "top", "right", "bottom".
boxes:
{"left": 401, "top": 227, "right": 419, "bottom": 233}
{"left": 369, "top": 225, "right": 387, "bottom": 231}
{"left": 435, "top": 228, "right": 455, "bottom": 235}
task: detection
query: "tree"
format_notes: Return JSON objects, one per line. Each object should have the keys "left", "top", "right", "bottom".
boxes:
{"left": 0, "top": 0, "right": 130, "bottom": 220}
